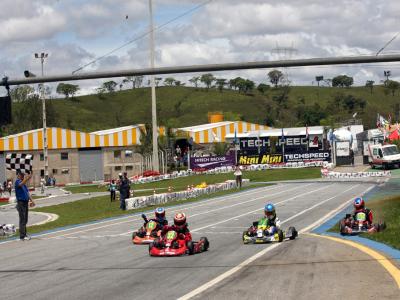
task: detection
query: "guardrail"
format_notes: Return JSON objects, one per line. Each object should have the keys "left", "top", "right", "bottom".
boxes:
{"left": 321, "top": 168, "right": 391, "bottom": 179}
{"left": 125, "top": 179, "right": 250, "bottom": 210}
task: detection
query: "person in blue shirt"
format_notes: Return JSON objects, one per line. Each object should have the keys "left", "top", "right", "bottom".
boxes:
{"left": 15, "top": 170, "right": 35, "bottom": 241}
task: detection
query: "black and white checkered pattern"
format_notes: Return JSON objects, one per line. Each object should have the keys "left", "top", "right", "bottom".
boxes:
{"left": 5, "top": 153, "right": 34, "bottom": 174}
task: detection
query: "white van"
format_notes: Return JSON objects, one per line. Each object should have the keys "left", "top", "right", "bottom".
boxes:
{"left": 368, "top": 144, "right": 400, "bottom": 169}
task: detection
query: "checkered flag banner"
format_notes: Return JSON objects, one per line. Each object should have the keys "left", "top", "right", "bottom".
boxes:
{"left": 5, "top": 153, "right": 34, "bottom": 174}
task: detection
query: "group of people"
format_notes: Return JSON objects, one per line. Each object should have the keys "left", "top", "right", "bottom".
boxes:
{"left": 174, "top": 145, "right": 189, "bottom": 168}
{"left": 109, "top": 172, "right": 131, "bottom": 210}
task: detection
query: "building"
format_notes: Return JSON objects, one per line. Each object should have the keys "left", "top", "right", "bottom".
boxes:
{"left": 0, "top": 125, "right": 144, "bottom": 185}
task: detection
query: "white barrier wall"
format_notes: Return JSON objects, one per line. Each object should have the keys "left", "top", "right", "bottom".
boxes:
{"left": 125, "top": 179, "right": 250, "bottom": 210}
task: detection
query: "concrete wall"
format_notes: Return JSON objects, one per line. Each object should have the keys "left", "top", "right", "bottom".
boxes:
{"left": 103, "top": 147, "right": 142, "bottom": 181}
{"left": 0, "top": 153, "right": 5, "bottom": 184}
{"left": 3, "top": 147, "right": 143, "bottom": 186}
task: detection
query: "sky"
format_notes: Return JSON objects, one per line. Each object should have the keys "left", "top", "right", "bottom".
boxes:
{"left": 1, "top": 0, "right": 400, "bottom": 96}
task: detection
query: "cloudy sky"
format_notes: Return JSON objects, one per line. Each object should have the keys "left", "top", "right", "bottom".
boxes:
{"left": 1, "top": 0, "right": 400, "bottom": 96}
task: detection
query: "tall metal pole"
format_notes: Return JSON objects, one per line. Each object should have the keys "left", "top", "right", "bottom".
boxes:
{"left": 149, "top": 0, "right": 159, "bottom": 172}
{"left": 36, "top": 53, "right": 49, "bottom": 181}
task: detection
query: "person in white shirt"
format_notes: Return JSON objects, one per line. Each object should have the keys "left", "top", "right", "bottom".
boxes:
{"left": 234, "top": 164, "right": 243, "bottom": 188}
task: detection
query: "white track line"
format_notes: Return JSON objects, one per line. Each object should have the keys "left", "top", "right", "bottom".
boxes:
{"left": 0, "top": 185, "right": 281, "bottom": 245}
{"left": 94, "top": 183, "right": 329, "bottom": 238}
{"left": 177, "top": 184, "right": 373, "bottom": 300}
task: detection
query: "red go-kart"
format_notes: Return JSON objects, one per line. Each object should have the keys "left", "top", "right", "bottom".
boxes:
{"left": 339, "top": 212, "right": 385, "bottom": 235}
{"left": 149, "top": 230, "right": 209, "bottom": 256}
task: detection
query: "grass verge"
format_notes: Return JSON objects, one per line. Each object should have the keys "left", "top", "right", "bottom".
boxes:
{"left": 328, "top": 195, "right": 400, "bottom": 250}
{"left": 64, "top": 168, "right": 321, "bottom": 194}
{"left": 26, "top": 183, "right": 269, "bottom": 235}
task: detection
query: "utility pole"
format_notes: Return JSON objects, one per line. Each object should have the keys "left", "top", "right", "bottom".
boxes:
{"left": 149, "top": 0, "right": 159, "bottom": 172}
{"left": 35, "top": 52, "right": 49, "bottom": 181}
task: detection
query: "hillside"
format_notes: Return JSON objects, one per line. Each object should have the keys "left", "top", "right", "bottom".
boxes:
{"left": 5, "top": 85, "right": 400, "bottom": 134}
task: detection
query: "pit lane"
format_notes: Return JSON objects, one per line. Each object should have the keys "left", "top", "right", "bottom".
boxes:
{"left": 0, "top": 181, "right": 398, "bottom": 300}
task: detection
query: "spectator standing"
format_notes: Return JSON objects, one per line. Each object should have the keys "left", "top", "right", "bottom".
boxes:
{"left": 234, "top": 164, "right": 243, "bottom": 189}
{"left": 7, "top": 180, "right": 12, "bottom": 196}
{"left": 118, "top": 173, "right": 130, "bottom": 210}
{"left": 350, "top": 148, "right": 355, "bottom": 166}
{"left": 109, "top": 179, "right": 117, "bottom": 202}
{"left": 15, "top": 171, "right": 35, "bottom": 241}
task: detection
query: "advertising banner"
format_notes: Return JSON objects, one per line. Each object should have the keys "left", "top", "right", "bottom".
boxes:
{"left": 238, "top": 154, "right": 284, "bottom": 165}
{"left": 190, "top": 154, "right": 235, "bottom": 169}
{"left": 239, "top": 135, "right": 323, "bottom": 155}
{"left": 284, "top": 151, "right": 331, "bottom": 162}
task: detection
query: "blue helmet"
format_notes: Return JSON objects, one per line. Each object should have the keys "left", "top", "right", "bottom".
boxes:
{"left": 264, "top": 203, "right": 276, "bottom": 219}
{"left": 155, "top": 207, "right": 165, "bottom": 219}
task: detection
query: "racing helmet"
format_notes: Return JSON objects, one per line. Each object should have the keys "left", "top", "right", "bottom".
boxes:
{"left": 353, "top": 197, "right": 365, "bottom": 210}
{"left": 174, "top": 212, "right": 186, "bottom": 228}
{"left": 155, "top": 207, "right": 165, "bottom": 219}
{"left": 264, "top": 203, "right": 276, "bottom": 220}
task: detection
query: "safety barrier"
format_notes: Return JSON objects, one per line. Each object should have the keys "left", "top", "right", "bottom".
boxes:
{"left": 129, "top": 161, "right": 331, "bottom": 185}
{"left": 125, "top": 179, "right": 250, "bottom": 210}
{"left": 320, "top": 168, "right": 391, "bottom": 179}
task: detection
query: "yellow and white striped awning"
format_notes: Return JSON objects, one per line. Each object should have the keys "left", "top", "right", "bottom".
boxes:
{"left": 0, "top": 125, "right": 142, "bottom": 151}
{"left": 178, "top": 121, "right": 268, "bottom": 144}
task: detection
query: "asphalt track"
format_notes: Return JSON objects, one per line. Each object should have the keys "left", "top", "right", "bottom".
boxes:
{"left": 0, "top": 182, "right": 399, "bottom": 300}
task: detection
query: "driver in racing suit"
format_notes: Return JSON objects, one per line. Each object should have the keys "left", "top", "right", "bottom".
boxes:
{"left": 349, "top": 197, "right": 373, "bottom": 225}
{"left": 138, "top": 207, "right": 168, "bottom": 237}
{"left": 248, "top": 203, "right": 281, "bottom": 236}
{"left": 161, "top": 212, "right": 192, "bottom": 242}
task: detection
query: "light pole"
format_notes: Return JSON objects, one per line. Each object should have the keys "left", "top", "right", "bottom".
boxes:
{"left": 35, "top": 52, "right": 49, "bottom": 181}
{"left": 149, "top": 0, "right": 159, "bottom": 172}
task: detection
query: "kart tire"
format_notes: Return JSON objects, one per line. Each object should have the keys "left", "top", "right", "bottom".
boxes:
{"left": 288, "top": 226, "right": 297, "bottom": 240}
{"left": 277, "top": 229, "right": 284, "bottom": 242}
{"left": 242, "top": 231, "right": 248, "bottom": 241}
{"left": 186, "top": 241, "right": 195, "bottom": 255}
{"left": 200, "top": 237, "right": 209, "bottom": 251}
{"left": 381, "top": 222, "right": 386, "bottom": 231}
{"left": 339, "top": 220, "right": 346, "bottom": 235}
{"left": 132, "top": 232, "right": 137, "bottom": 241}
{"left": 148, "top": 242, "right": 153, "bottom": 254}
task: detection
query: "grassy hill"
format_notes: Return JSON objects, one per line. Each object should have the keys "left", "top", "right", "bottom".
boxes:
{"left": 5, "top": 85, "right": 400, "bottom": 134}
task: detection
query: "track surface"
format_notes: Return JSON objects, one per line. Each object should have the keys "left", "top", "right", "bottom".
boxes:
{"left": 1, "top": 182, "right": 398, "bottom": 300}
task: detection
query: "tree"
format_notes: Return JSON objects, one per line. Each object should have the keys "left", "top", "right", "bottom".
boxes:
{"left": 257, "top": 83, "right": 270, "bottom": 95}
{"left": 268, "top": 70, "right": 284, "bottom": 87}
{"left": 164, "top": 77, "right": 176, "bottom": 86}
{"left": 9, "top": 85, "right": 35, "bottom": 102}
{"left": 102, "top": 81, "right": 118, "bottom": 93}
{"left": 244, "top": 79, "right": 255, "bottom": 94}
{"left": 212, "top": 142, "right": 229, "bottom": 156}
{"left": 200, "top": 73, "right": 215, "bottom": 90}
{"left": 229, "top": 77, "right": 243, "bottom": 91}
{"left": 122, "top": 76, "right": 135, "bottom": 89}
{"left": 215, "top": 78, "right": 227, "bottom": 93}
{"left": 332, "top": 75, "right": 354, "bottom": 88}
{"left": 386, "top": 80, "right": 400, "bottom": 96}
{"left": 56, "top": 83, "right": 80, "bottom": 99}
{"left": 189, "top": 76, "right": 200, "bottom": 88}
{"left": 365, "top": 80, "right": 374, "bottom": 94}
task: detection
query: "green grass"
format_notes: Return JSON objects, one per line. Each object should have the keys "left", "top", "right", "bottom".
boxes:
{"left": 5, "top": 85, "right": 399, "bottom": 135}
{"left": 64, "top": 167, "right": 321, "bottom": 194}
{"left": 360, "top": 196, "right": 400, "bottom": 250}
{"left": 0, "top": 202, "right": 8, "bottom": 206}
{"left": 329, "top": 196, "right": 400, "bottom": 250}
{"left": 27, "top": 184, "right": 268, "bottom": 234}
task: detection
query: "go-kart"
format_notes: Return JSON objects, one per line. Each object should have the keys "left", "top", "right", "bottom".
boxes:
{"left": 132, "top": 220, "right": 161, "bottom": 244}
{"left": 339, "top": 212, "right": 386, "bottom": 235}
{"left": 242, "top": 219, "right": 297, "bottom": 244}
{"left": 149, "top": 230, "right": 209, "bottom": 256}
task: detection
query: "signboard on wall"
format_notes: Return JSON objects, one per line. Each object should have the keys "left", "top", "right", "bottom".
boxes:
{"left": 190, "top": 154, "right": 235, "bottom": 169}
{"left": 336, "top": 141, "right": 350, "bottom": 157}
{"left": 284, "top": 151, "right": 331, "bottom": 162}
